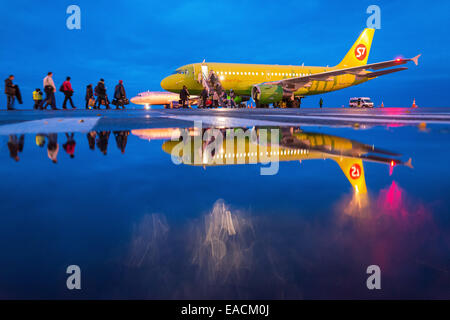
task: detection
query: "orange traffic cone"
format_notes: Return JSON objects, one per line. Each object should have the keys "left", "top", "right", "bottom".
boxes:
{"left": 381, "top": 101, "right": 384, "bottom": 108}
{"left": 411, "top": 98, "right": 418, "bottom": 108}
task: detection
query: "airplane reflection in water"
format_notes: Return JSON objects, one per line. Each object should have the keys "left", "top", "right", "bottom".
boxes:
{"left": 142, "top": 126, "right": 413, "bottom": 195}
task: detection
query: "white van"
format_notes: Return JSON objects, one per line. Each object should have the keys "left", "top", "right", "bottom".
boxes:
{"left": 349, "top": 97, "right": 374, "bottom": 108}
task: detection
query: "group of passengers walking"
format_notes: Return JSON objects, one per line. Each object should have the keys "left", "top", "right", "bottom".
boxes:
{"left": 4, "top": 73, "right": 128, "bottom": 110}
{"left": 179, "top": 85, "right": 240, "bottom": 109}
{"left": 197, "top": 88, "right": 238, "bottom": 109}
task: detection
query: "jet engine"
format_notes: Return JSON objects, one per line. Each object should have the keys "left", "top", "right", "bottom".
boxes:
{"left": 251, "top": 84, "right": 284, "bottom": 105}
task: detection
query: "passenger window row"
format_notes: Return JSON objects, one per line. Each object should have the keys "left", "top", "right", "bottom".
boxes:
{"left": 215, "top": 71, "right": 311, "bottom": 77}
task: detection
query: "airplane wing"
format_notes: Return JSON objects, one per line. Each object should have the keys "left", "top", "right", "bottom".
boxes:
{"left": 263, "top": 55, "right": 421, "bottom": 91}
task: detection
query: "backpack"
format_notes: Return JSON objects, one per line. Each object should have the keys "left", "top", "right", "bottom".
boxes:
{"left": 59, "top": 84, "right": 65, "bottom": 93}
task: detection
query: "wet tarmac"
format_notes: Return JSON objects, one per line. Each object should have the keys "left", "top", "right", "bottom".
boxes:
{"left": 0, "top": 107, "right": 449, "bottom": 299}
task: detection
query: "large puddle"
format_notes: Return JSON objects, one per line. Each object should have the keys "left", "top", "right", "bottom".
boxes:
{"left": 0, "top": 118, "right": 449, "bottom": 299}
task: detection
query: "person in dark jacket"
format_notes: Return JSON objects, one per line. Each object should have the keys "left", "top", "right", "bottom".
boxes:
{"left": 4, "top": 75, "right": 16, "bottom": 110}
{"left": 96, "top": 131, "right": 110, "bottom": 155}
{"left": 114, "top": 130, "right": 130, "bottom": 154}
{"left": 87, "top": 131, "right": 96, "bottom": 150}
{"left": 179, "top": 85, "right": 190, "bottom": 108}
{"left": 230, "top": 89, "right": 236, "bottom": 108}
{"left": 94, "top": 79, "right": 110, "bottom": 109}
{"left": 7, "top": 134, "right": 24, "bottom": 161}
{"left": 43, "top": 72, "right": 57, "bottom": 110}
{"left": 113, "top": 80, "right": 127, "bottom": 109}
{"left": 62, "top": 76, "right": 76, "bottom": 109}
{"left": 85, "top": 84, "right": 94, "bottom": 109}
{"left": 200, "top": 88, "right": 208, "bottom": 109}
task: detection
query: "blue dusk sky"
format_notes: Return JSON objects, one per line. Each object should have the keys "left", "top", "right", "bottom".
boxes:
{"left": 0, "top": 0, "right": 449, "bottom": 108}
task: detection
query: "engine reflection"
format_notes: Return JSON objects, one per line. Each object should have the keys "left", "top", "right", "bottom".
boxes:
{"left": 190, "top": 199, "right": 255, "bottom": 285}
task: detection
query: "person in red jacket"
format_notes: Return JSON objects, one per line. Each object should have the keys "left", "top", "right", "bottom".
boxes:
{"left": 62, "top": 76, "right": 76, "bottom": 109}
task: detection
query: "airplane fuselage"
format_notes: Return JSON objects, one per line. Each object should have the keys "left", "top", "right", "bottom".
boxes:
{"left": 161, "top": 62, "right": 369, "bottom": 97}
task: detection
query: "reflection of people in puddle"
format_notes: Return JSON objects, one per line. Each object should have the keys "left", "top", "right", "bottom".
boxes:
{"left": 47, "top": 133, "right": 59, "bottom": 163}
{"left": 114, "top": 131, "right": 130, "bottom": 154}
{"left": 7, "top": 134, "right": 24, "bottom": 162}
{"left": 35, "top": 134, "right": 46, "bottom": 148}
{"left": 96, "top": 131, "right": 110, "bottom": 155}
{"left": 63, "top": 133, "right": 76, "bottom": 158}
{"left": 86, "top": 131, "right": 96, "bottom": 150}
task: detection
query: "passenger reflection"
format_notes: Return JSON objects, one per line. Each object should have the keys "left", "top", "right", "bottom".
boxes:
{"left": 7, "top": 134, "right": 24, "bottom": 162}
{"left": 35, "top": 134, "right": 46, "bottom": 148}
{"left": 47, "top": 133, "right": 59, "bottom": 164}
{"left": 86, "top": 131, "right": 96, "bottom": 150}
{"left": 96, "top": 131, "right": 110, "bottom": 155}
{"left": 63, "top": 133, "right": 76, "bottom": 159}
{"left": 114, "top": 130, "right": 130, "bottom": 154}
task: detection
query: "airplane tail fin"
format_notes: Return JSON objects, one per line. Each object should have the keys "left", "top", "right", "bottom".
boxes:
{"left": 336, "top": 28, "right": 375, "bottom": 68}
{"left": 333, "top": 157, "right": 368, "bottom": 194}
{"left": 411, "top": 54, "right": 421, "bottom": 66}
{"left": 405, "top": 158, "right": 413, "bottom": 169}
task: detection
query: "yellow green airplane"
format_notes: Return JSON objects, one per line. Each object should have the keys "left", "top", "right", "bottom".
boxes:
{"left": 160, "top": 28, "right": 420, "bottom": 108}
{"left": 160, "top": 126, "right": 413, "bottom": 194}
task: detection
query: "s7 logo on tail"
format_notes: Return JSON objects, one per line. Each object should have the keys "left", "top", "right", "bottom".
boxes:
{"left": 354, "top": 44, "right": 367, "bottom": 61}
{"left": 350, "top": 164, "right": 362, "bottom": 179}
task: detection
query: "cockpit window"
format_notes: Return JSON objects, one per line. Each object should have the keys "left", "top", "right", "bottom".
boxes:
{"left": 172, "top": 69, "right": 189, "bottom": 75}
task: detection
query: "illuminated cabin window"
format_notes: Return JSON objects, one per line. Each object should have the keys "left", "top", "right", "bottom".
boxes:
{"left": 262, "top": 72, "right": 264, "bottom": 75}
{"left": 256, "top": 72, "right": 258, "bottom": 75}
{"left": 244, "top": 72, "right": 247, "bottom": 75}
{"left": 232, "top": 72, "right": 235, "bottom": 75}
{"left": 252, "top": 72, "right": 254, "bottom": 75}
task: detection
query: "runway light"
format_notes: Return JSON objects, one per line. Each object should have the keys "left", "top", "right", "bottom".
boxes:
{"left": 144, "top": 104, "right": 151, "bottom": 110}
{"left": 390, "top": 160, "right": 395, "bottom": 167}
{"left": 395, "top": 58, "right": 401, "bottom": 62}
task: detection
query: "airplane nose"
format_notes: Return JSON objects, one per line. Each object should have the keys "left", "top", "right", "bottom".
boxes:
{"left": 160, "top": 76, "right": 170, "bottom": 91}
